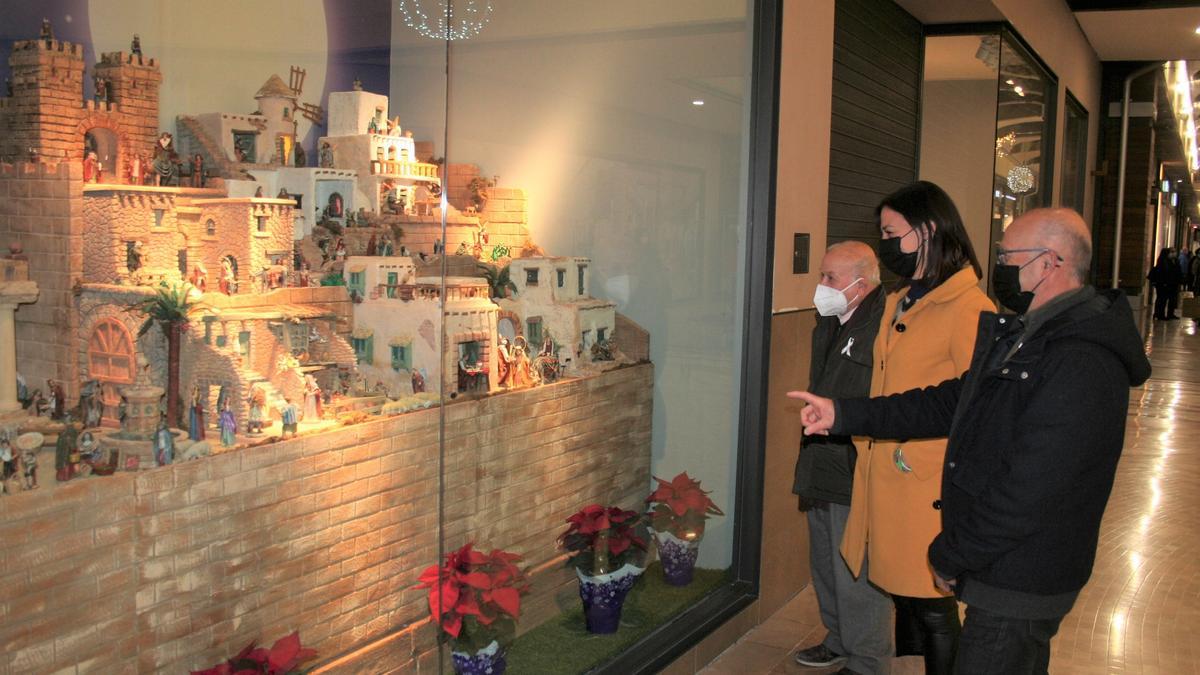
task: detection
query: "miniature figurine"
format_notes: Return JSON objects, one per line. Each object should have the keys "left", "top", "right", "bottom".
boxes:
{"left": 367, "top": 116, "right": 381, "bottom": 134}
{"left": 218, "top": 399, "right": 236, "bottom": 447}
{"left": 319, "top": 142, "right": 334, "bottom": 168}
{"left": 511, "top": 337, "right": 533, "bottom": 388}
{"left": 411, "top": 368, "right": 426, "bottom": 394}
{"left": 303, "top": 374, "right": 323, "bottom": 421}
{"left": 235, "top": 145, "right": 248, "bottom": 162}
{"left": 55, "top": 419, "right": 77, "bottom": 481}
{"left": 152, "top": 132, "right": 179, "bottom": 186}
{"left": 83, "top": 150, "right": 100, "bottom": 183}
{"left": 334, "top": 239, "right": 347, "bottom": 262}
{"left": 93, "top": 75, "right": 108, "bottom": 104}
{"left": 129, "top": 154, "right": 143, "bottom": 185}
{"left": 188, "top": 386, "right": 206, "bottom": 441}
{"left": 1, "top": 433, "right": 15, "bottom": 493}
{"left": 27, "top": 147, "right": 38, "bottom": 163}
{"left": 352, "top": 76, "right": 363, "bottom": 91}
{"left": 366, "top": 234, "right": 377, "bottom": 256}
{"left": 220, "top": 257, "right": 235, "bottom": 294}
{"left": 433, "top": 238, "right": 444, "bottom": 255}
{"left": 247, "top": 389, "right": 265, "bottom": 435}
{"left": 80, "top": 379, "right": 104, "bottom": 428}
{"left": 254, "top": 186, "right": 264, "bottom": 198}
{"left": 79, "top": 431, "right": 101, "bottom": 463}
{"left": 153, "top": 414, "right": 174, "bottom": 466}
{"left": 277, "top": 187, "right": 290, "bottom": 199}
{"left": 127, "top": 241, "right": 144, "bottom": 274}
{"left": 294, "top": 143, "right": 306, "bottom": 168}
{"left": 18, "top": 434, "right": 38, "bottom": 490}
{"left": 190, "top": 264, "right": 208, "bottom": 293}
{"left": 297, "top": 261, "right": 311, "bottom": 287}
{"left": 15, "top": 372, "right": 28, "bottom": 406}
{"left": 454, "top": 241, "right": 470, "bottom": 257}
{"left": 5, "top": 77, "right": 12, "bottom": 97}
{"left": 380, "top": 233, "right": 395, "bottom": 256}
{"left": 280, "top": 398, "right": 299, "bottom": 438}
{"left": 41, "top": 18, "right": 53, "bottom": 46}
{"left": 191, "top": 154, "right": 204, "bottom": 187}
{"left": 47, "top": 379, "right": 65, "bottom": 420}
{"left": 131, "top": 34, "right": 143, "bottom": 58}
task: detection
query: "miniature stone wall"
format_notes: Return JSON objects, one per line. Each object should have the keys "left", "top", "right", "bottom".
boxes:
{"left": 0, "top": 364, "right": 653, "bottom": 674}
{"left": 0, "top": 162, "right": 85, "bottom": 401}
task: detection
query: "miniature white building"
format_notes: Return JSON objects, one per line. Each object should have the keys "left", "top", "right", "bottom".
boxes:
{"left": 499, "top": 256, "right": 616, "bottom": 373}
{"left": 192, "top": 74, "right": 300, "bottom": 166}
{"left": 343, "top": 256, "right": 499, "bottom": 396}
{"left": 238, "top": 167, "right": 358, "bottom": 239}
{"left": 319, "top": 90, "right": 439, "bottom": 215}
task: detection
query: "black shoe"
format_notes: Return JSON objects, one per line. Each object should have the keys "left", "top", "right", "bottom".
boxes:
{"left": 794, "top": 643, "right": 844, "bottom": 667}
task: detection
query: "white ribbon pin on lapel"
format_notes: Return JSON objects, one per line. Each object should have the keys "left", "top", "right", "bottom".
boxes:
{"left": 841, "top": 337, "right": 854, "bottom": 357}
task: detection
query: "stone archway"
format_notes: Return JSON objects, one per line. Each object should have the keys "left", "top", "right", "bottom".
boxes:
{"left": 77, "top": 112, "right": 126, "bottom": 182}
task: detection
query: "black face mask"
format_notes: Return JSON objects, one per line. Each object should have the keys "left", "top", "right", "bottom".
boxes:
{"left": 880, "top": 235, "right": 919, "bottom": 278}
{"left": 991, "top": 263, "right": 1033, "bottom": 314}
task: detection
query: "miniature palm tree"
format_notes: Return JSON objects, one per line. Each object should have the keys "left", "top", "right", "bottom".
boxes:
{"left": 477, "top": 262, "right": 516, "bottom": 299}
{"left": 130, "top": 282, "right": 201, "bottom": 428}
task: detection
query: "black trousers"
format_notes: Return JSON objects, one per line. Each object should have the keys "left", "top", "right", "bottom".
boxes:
{"left": 893, "top": 595, "right": 960, "bottom": 675}
{"left": 953, "top": 605, "right": 1063, "bottom": 675}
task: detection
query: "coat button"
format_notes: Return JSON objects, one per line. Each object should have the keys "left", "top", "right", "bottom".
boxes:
{"left": 999, "top": 318, "right": 1006, "bottom": 324}
{"left": 932, "top": 499, "right": 942, "bottom": 510}
{"left": 1001, "top": 368, "right": 1009, "bottom": 374}
{"left": 1020, "top": 371, "right": 1029, "bottom": 379}
{"left": 947, "top": 461, "right": 956, "bottom": 469}
{"left": 896, "top": 323, "right": 906, "bottom": 333}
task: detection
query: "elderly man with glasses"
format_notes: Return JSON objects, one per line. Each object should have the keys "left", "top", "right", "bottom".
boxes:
{"left": 790, "top": 208, "right": 1151, "bottom": 674}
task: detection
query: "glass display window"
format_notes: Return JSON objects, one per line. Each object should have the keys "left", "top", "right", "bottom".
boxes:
{"left": 0, "top": 2, "right": 778, "bottom": 673}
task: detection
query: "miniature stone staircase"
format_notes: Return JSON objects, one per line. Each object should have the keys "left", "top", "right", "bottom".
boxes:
{"left": 176, "top": 115, "right": 243, "bottom": 179}
{"left": 241, "top": 369, "right": 289, "bottom": 422}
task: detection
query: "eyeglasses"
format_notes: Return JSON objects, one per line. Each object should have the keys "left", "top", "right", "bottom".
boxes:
{"left": 994, "top": 245, "right": 1063, "bottom": 266}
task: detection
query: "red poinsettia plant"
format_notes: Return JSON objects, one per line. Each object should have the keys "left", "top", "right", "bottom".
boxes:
{"left": 645, "top": 472, "right": 724, "bottom": 540}
{"left": 190, "top": 631, "right": 316, "bottom": 675}
{"left": 414, "top": 543, "right": 530, "bottom": 653}
{"left": 558, "top": 504, "right": 648, "bottom": 576}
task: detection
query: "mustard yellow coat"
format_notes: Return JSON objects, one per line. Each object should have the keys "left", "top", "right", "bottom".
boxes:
{"left": 840, "top": 267, "right": 994, "bottom": 598}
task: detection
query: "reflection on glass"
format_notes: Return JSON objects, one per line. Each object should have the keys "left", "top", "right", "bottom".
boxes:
{"left": 1061, "top": 95, "right": 1089, "bottom": 214}
{"left": 991, "top": 35, "right": 1052, "bottom": 240}
{"left": 397, "top": 1, "right": 753, "bottom": 670}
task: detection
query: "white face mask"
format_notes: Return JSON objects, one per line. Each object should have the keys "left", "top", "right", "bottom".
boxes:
{"left": 813, "top": 277, "right": 862, "bottom": 317}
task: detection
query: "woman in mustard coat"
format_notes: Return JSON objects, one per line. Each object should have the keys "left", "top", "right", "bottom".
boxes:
{"left": 840, "top": 181, "right": 993, "bottom": 674}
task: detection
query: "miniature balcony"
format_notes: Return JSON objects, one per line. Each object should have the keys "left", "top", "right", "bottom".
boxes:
{"left": 368, "top": 159, "right": 440, "bottom": 181}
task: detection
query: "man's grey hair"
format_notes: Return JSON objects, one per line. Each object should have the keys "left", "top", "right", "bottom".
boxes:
{"left": 827, "top": 240, "right": 881, "bottom": 285}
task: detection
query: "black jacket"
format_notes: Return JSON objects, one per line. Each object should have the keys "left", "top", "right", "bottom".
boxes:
{"left": 834, "top": 289, "right": 1151, "bottom": 597}
{"left": 793, "top": 286, "right": 885, "bottom": 504}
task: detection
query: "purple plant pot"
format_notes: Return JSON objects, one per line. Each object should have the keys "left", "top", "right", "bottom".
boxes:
{"left": 577, "top": 564, "right": 643, "bottom": 634}
{"left": 451, "top": 641, "right": 507, "bottom": 675}
{"left": 654, "top": 531, "right": 701, "bottom": 586}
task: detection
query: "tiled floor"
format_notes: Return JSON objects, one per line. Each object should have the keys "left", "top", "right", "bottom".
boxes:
{"left": 701, "top": 311, "right": 1200, "bottom": 674}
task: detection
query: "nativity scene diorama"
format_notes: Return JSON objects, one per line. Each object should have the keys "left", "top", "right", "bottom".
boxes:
{"left": 0, "top": 22, "right": 647, "bottom": 494}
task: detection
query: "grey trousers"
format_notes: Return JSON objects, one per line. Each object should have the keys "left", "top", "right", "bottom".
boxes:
{"left": 808, "top": 501, "right": 893, "bottom": 674}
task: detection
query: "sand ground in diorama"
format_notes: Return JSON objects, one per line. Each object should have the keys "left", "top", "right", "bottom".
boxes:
{"left": 501, "top": 563, "right": 731, "bottom": 674}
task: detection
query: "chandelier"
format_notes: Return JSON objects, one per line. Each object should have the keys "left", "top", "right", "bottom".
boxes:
{"left": 1007, "top": 165, "right": 1035, "bottom": 194}
{"left": 398, "top": 0, "right": 494, "bottom": 41}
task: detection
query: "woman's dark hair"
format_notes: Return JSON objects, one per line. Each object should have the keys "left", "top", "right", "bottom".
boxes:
{"left": 875, "top": 181, "right": 982, "bottom": 289}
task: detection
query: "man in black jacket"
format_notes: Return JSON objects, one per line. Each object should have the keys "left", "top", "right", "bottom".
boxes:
{"left": 790, "top": 209, "right": 1151, "bottom": 674}
{"left": 792, "top": 242, "right": 891, "bottom": 675}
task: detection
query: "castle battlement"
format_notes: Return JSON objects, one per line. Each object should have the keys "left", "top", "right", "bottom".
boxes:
{"left": 83, "top": 99, "right": 120, "bottom": 114}
{"left": 10, "top": 39, "right": 84, "bottom": 58}
{"left": 99, "top": 51, "right": 160, "bottom": 70}
{"left": 0, "top": 160, "right": 75, "bottom": 179}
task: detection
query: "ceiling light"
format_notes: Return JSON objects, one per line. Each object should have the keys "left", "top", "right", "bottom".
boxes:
{"left": 692, "top": 100, "right": 705, "bottom": 106}
{"left": 1013, "top": 85, "right": 1025, "bottom": 97}
{"left": 1005, "top": 79, "right": 1014, "bottom": 85}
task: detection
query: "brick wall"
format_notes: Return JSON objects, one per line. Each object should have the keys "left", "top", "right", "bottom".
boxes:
{"left": 0, "top": 161, "right": 85, "bottom": 401}
{"left": 0, "top": 363, "right": 652, "bottom": 674}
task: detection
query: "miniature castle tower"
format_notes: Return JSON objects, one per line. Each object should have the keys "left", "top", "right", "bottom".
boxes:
{"left": 0, "top": 38, "right": 87, "bottom": 162}
{"left": 94, "top": 49, "right": 163, "bottom": 170}
{"left": 0, "top": 33, "right": 161, "bottom": 183}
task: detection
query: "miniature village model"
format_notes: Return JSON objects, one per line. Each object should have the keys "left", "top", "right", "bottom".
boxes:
{"left": 0, "top": 24, "right": 641, "bottom": 487}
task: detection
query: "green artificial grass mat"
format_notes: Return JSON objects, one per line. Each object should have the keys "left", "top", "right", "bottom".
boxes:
{"left": 503, "top": 562, "right": 732, "bottom": 674}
